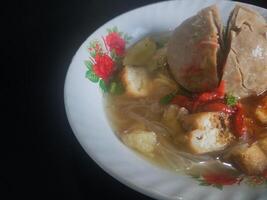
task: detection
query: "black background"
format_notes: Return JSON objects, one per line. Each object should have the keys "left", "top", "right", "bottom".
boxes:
{"left": 6, "top": 0, "right": 267, "bottom": 200}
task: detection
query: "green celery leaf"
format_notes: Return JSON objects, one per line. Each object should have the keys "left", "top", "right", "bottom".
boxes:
{"left": 226, "top": 94, "right": 238, "bottom": 106}
{"left": 109, "top": 81, "right": 124, "bottom": 95}
{"left": 159, "top": 91, "right": 178, "bottom": 105}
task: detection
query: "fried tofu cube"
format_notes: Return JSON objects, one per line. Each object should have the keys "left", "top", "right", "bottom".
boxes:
{"left": 121, "top": 130, "right": 157, "bottom": 156}
{"left": 121, "top": 66, "right": 150, "bottom": 97}
{"left": 228, "top": 142, "right": 267, "bottom": 175}
{"left": 187, "top": 129, "right": 234, "bottom": 154}
{"left": 181, "top": 112, "right": 235, "bottom": 154}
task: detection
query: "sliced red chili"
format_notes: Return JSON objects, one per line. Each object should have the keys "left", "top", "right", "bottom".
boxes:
{"left": 233, "top": 103, "right": 247, "bottom": 137}
{"left": 200, "top": 102, "right": 235, "bottom": 114}
{"left": 215, "top": 80, "right": 225, "bottom": 97}
{"left": 171, "top": 81, "right": 227, "bottom": 113}
{"left": 191, "top": 100, "right": 201, "bottom": 112}
{"left": 196, "top": 81, "right": 225, "bottom": 102}
{"left": 171, "top": 95, "right": 193, "bottom": 111}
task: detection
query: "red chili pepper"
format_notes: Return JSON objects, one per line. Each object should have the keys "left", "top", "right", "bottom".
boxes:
{"left": 191, "top": 100, "right": 201, "bottom": 112}
{"left": 197, "top": 81, "right": 225, "bottom": 102}
{"left": 233, "top": 103, "right": 247, "bottom": 137}
{"left": 200, "top": 102, "right": 235, "bottom": 114}
{"left": 197, "top": 92, "right": 218, "bottom": 102}
{"left": 171, "top": 82, "right": 226, "bottom": 113}
{"left": 215, "top": 80, "right": 225, "bottom": 97}
{"left": 171, "top": 95, "right": 193, "bottom": 111}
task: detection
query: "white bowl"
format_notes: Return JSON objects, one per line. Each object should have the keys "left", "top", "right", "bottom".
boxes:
{"left": 64, "top": 0, "right": 267, "bottom": 199}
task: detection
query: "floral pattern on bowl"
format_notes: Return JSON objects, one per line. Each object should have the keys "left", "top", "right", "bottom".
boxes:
{"left": 191, "top": 172, "right": 267, "bottom": 190}
{"left": 84, "top": 27, "right": 132, "bottom": 92}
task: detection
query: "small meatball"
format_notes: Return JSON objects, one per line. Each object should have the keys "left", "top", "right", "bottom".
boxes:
{"left": 121, "top": 66, "right": 150, "bottom": 97}
{"left": 228, "top": 139, "right": 267, "bottom": 175}
{"left": 181, "top": 112, "right": 235, "bottom": 154}
{"left": 255, "top": 96, "right": 267, "bottom": 124}
{"left": 121, "top": 130, "right": 157, "bottom": 156}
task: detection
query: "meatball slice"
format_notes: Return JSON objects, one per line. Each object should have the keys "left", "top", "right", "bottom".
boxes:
{"left": 167, "top": 5, "right": 222, "bottom": 92}
{"left": 223, "top": 5, "right": 267, "bottom": 98}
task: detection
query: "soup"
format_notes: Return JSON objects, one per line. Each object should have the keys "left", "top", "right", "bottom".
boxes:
{"left": 105, "top": 5, "right": 267, "bottom": 177}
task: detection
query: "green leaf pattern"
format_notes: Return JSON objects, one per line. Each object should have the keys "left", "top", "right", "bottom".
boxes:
{"left": 86, "top": 69, "right": 99, "bottom": 83}
{"left": 99, "top": 79, "right": 108, "bottom": 92}
{"left": 84, "top": 60, "right": 93, "bottom": 70}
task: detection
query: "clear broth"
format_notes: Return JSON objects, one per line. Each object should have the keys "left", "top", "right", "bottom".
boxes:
{"left": 105, "top": 34, "right": 267, "bottom": 176}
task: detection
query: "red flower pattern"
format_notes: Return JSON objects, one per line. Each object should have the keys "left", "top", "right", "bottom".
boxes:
{"left": 93, "top": 54, "right": 114, "bottom": 80}
{"left": 105, "top": 32, "right": 126, "bottom": 56}
{"left": 86, "top": 28, "right": 128, "bottom": 85}
{"left": 203, "top": 173, "right": 238, "bottom": 185}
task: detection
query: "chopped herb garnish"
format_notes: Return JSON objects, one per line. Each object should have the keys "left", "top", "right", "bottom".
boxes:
{"left": 160, "top": 94, "right": 174, "bottom": 105}
{"left": 160, "top": 90, "right": 178, "bottom": 105}
{"left": 226, "top": 94, "right": 238, "bottom": 106}
{"left": 109, "top": 80, "right": 124, "bottom": 95}
{"left": 159, "top": 85, "right": 192, "bottom": 105}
